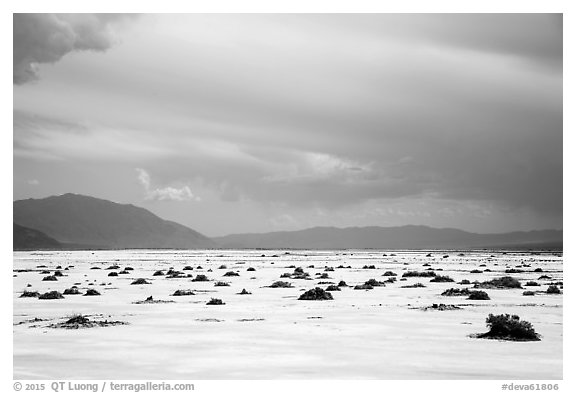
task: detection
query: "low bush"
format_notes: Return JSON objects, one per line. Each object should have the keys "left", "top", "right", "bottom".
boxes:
{"left": 130, "top": 278, "right": 151, "bottom": 285}
{"left": 477, "top": 313, "right": 540, "bottom": 341}
{"left": 430, "top": 275, "right": 454, "bottom": 283}
{"left": 298, "top": 287, "right": 333, "bottom": 300}
{"left": 39, "top": 291, "right": 64, "bottom": 300}
{"left": 467, "top": 290, "right": 490, "bottom": 300}
{"left": 206, "top": 298, "right": 225, "bottom": 305}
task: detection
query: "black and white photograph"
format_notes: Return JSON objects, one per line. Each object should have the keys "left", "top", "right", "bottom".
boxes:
{"left": 7, "top": 4, "right": 570, "bottom": 389}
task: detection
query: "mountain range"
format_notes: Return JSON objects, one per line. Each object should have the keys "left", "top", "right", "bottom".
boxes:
{"left": 13, "top": 193, "right": 562, "bottom": 250}
{"left": 13, "top": 193, "right": 214, "bottom": 249}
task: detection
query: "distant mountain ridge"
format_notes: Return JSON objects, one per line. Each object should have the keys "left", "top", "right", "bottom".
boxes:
{"left": 213, "top": 225, "right": 562, "bottom": 250}
{"left": 13, "top": 193, "right": 214, "bottom": 249}
{"left": 13, "top": 223, "right": 62, "bottom": 250}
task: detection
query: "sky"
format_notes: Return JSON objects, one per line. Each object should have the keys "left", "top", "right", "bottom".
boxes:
{"left": 13, "top": 13, "right": 563, "bottom": 236}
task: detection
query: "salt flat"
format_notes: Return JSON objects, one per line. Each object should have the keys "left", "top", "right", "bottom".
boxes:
{"left": 13, "top": 250, "right": 563, "bottom": 379}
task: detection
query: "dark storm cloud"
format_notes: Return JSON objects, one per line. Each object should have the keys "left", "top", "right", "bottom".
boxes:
{"left": 13, "top": 14, "right": 562, "bottom": 232}
{"left": 13, "top": 13, "right": 137, "bottom": 84}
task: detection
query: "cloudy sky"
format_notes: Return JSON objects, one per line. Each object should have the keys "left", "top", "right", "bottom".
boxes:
{"left": 13, "top": 13, "right": 562, "bottom": 236}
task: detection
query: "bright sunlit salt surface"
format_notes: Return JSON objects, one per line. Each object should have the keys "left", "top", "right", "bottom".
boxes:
{"left": 13, "top": 250, "right": 562, "bottom": 379}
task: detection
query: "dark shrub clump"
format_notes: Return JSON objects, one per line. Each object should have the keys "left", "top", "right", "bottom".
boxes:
{"left": 476, "top": 313, "right": 540, "bottom": 341}
{"left": 39, "top": 291, "right": 64, "bottom": 300}
{"left": 131, "top": 278, "right": 151, "bottom": 285}
{"left": 441, "top": 288, "right": 471, "bottom": 296}
{"left": 546, "top": 285, "right": 561, "bottom": 294}
{"left": 172, "top": 289, "right": 195, "bottom": 296}
{"left": 365, "top": 278, "right": 386, "bottom": 287}
{"left": 223, "top": 271, "right": 240, "bottom": 277}
{"left": 238, "top": 288, "right": 252, "bottom": 295}
{"left": 523, "top": 291, "right": 536, "bottom": 296}
{"left": 192, "top": 274, "right": 210, "bottom": 282}
{"left": 183, "top": 266, "right": 194, "bottom": 271}
{"left": 459, "top": 279, "right": 471, "bottom": 285}
{"left": 153, "top": 270, "right": 164, "bottom": 276}
{"left": 268, "top": 281, "right": 293, "bottom": 288}
{"left": 247, "top": 267, "right": 256, "bottom": 272}
{"left": 42, "top": 275, "right": 58, "bottom": 281}
{"left": 354, "top": 284, "right": 373, "bottom": 290}
{"left": 337, "top": 280, "right": 348, "bottom": 287}
{"left": 475, "top": 276, "right": 522, "bottom": 289}
{"left": 20, "top": 290, "right": 39, "bottom": 298}
{"left": 325, "top": 285, "right": 341, "bottom": 291}
{"left": 401, "top": 283, "right": 426, "bottom": 288}
{"left": 403, "top": 271, "right": 436, "bottom": 278}
{"left": 206, "top": 298, "right": 225, "bottom": 305}
{"left": 84, "top": 289, "right": 101, "bottom": 296}
{"left": 382, "top": 271, "right": 397, "bottom": 277}
{"left": 108, "top": 272, "right": 119, "bottom": 277}
{"left": 63, "top": 287, "right": 81, "bottom": 295}
{"left": 430, "top": 275, "right": 454, "bottom": 283}
{"left": 467, "top": 290, "right": 490, "bottom": 300}
{"left": 298, "top": 287, "right": 333, "bottom": 300}
{"left": 214, "top": 281, "right": 230, "bottom": 287}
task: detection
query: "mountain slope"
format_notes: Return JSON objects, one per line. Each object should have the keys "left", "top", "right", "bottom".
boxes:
{"left": 13, "top": 193, "right": 214, "bottom": 249}
{"left": 213, "top": 225, "right": 562, "bottom": 249}
{"left": 13, "top": 223, "right": 62, "bottom": 250}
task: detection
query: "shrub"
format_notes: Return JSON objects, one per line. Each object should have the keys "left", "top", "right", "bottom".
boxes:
{"left": 534, "top": 268, "right": 543, "bottom": 273}
{"left": 475, "top": 276, "right": 522, "bottom": 289}
{"left": 382, "top": 271, "right": 397, "bottom": 277}
{"left": 298, "top": 287, "right": 333, "bottom": 300}
{"left": 523, "top": 291, "right": 536, "bottom": 296}
{"left": 39, "top": 291, "right": 64, "bottom": 300}
{"left": 172, "top": 289, "right": 195, "bottom": 296}
{"left": 42, "top": 275, "right": 58, "bottom": 281}
{"left": 459, "top": 279, "right": 471, "bottom": 285}
{"left": 223, "top": 271, "right": 240, "bottom": 277}
{"left": 268, "top": 281, "right": 293, "bottom": 288}
{"left": 206, "top": 298, "right": 225, "bottom": 305}
{"left": 106, "top": 265, "right": 120, "bottom": 270}
{"left": 470, "top": 269, "right": 483, "bottom": 274}
{"left": 108, "top": 272, "right": 119, "bottom": 277}
{"left": 325, "top": 285, "right": 341, "bottom": 291}
{"left": 130, "top": 278, "right": 151, "bottom": 285}
{"left": 505, "top": 269, "right": 523, "bottom": 274}
{"left": 247, "top": 267, "right": 256, "bottom": 272}
{"left": 192, "top": 274, "right": 209, "bottom": 282}
{"left": 354, "top": 284, "right": 373, "bottom": 290}
{"left": 238, "top": 288, "right": 252, "bottom": 295}
{"left": 467, "top": 290, "right": 490, "bottom": 300}
{"left": 337, "top": 280, "right": 348, "bottom": 287}
{"left": 525, "top": 281, "right": 540, "bottom": 287}
{"left": 53, "top": 270, "right": 64, "bottom": 277}
{"left": 214, "top": 281, "right": 230, "bottom": 287}
{"left": 84, "top": 289, "right": 101, "bottom": 296}
{"left": 324, "top": 267, "right": 334, "bottom": 272}
{"left": 441, "top": 288, "right": 471, "bottom": 296}
{"left": 124, "top": 267, "right": 134, "bottom": 271}
{"left": 153, "top": 270, "right": 164, "bottom": 276}
{"left": 218, "top": 265, "right": 227, "bottom": 269}
{"left": 477, "top": 314, "right": 540, "bottom": 341}
{"left": 402, "top": 271, "right": 436, "bottom": 278}
{"left": 401, "top": 283, "right": 426, "bottom": 288}
{"left": 63, "top": 287, "right": 81, "bottom": 295}
{"left": 546, "top": 285, "right": 561, "bottom": 294}
{"left": 430, "top": 275, "right": 454, "bottom": 283}
{"left": 364, "top": 278, "right": 386, "bottom": 287}
{"left": 362, "top": 265, "right": 376, "bottom": 269}
{"left": 20, "top": 290, "right": 39, "bottom": 298}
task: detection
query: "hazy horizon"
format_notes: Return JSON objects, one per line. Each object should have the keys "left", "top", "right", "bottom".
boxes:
{"left": 13, "top": 14, "right": 562, "bottom": 237}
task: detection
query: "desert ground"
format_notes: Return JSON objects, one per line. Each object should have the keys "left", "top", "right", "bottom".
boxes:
{"left": 13, "top": 249, "right": 563, "bottom": 379}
